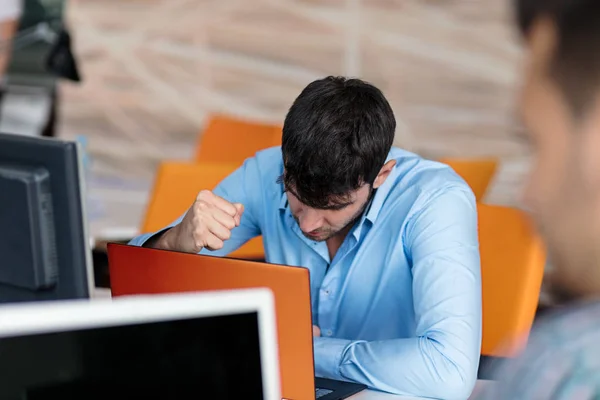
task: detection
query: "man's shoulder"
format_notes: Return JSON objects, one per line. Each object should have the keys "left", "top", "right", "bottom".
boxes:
{"left": 254, "top": 146, "right": 283, "bottom": 161}
{"left": 384, "top": 148, "right": 474, "bottom": 205}
{"left": 239, "top": 147, "right": 284, "bottom": 205}
{"left": 244, "top": 146, "right": 284, "bottom": 180}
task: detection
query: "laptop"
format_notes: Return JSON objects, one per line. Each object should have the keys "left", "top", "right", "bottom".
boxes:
{"left": 0, "top": 289, "right": 281, "bottom": 400}
{"left": 108, "top": 243, "right": 367, "bottom": 400}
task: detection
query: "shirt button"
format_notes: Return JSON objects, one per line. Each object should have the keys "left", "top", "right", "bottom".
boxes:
{"left": 326, "top": 330, "right": 333, "bottom": 336}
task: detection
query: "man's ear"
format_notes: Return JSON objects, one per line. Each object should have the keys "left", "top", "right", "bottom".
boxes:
{"left": 373, "top": 160, "right": 396, "bottom": 189}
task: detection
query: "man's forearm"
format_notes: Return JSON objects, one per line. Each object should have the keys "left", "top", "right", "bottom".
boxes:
{"left": 142, "top": 227, "right": 175, "bottom": 250}
{"left": 313, "top": 336, "right": 478, "bottom": 400}
{"left": 129, "top": 227, "right": 178, "bottom": 250}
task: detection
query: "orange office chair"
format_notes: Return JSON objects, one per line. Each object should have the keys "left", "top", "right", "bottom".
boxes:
{"left": 141, "top": 161, "right": 265, "bottom": 260}
{"left": 478, "top": 203, "right": 546, "bottom": 357}
{"left": 194, "top": 114, "right": 282, "bottom": 164}
{"left": 439, "top": 158, "right": 498, "bottom": 201}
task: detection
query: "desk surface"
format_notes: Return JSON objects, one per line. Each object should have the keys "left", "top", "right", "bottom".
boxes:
{"left": 349, "top": 390, "right": 405, "bottom": 399}
{"left": 349, "top": 381, "right": 492, "bottom": 399}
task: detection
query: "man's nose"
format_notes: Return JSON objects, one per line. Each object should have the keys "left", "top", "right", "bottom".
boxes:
{"left": 298, "top": 209, "right": 323, "bottom": 233}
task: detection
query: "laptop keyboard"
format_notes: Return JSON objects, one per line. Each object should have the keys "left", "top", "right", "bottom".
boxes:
{"left": 316, "top": 387, "right": 333, "bottom": 398}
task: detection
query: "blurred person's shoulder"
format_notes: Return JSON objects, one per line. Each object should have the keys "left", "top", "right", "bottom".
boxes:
{"left": 477, "top": 301, "right": 600, "bottom": 399}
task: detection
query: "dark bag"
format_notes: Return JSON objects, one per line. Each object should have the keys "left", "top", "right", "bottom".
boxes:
{"left": 45, "top": 28, "right": 81, "bottom": 82}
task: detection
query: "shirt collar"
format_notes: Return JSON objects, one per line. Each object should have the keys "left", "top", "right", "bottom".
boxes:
{"left": 362, "top": 184, "right": 388, "bottom": 224}
{"left": 362, "top": 151, "right": 398, "bottom": 225}
{"left": 279, "top": 188, "right": 289, "bottom": 211}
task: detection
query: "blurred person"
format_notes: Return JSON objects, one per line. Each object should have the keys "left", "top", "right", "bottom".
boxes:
{"left": 476, "top": 0, "right": 600, "bottom": 398}
{"left": 0, "top": 0, "right": 21, "bottom": 84}
{"left": 130, "top": 77, "right": 482, "bottom": 398}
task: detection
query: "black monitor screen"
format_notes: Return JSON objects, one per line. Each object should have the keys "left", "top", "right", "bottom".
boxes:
{"left": 0, "top": 133, "right": 90, "bottom": 303}
{"left": 0, "top": 312, "right": 264, "bottom": 400}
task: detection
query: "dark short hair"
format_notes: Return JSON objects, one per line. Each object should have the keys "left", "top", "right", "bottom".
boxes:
{"left": 280, "top": 76, "right": 395, "bottom": 209}
{"left": 515, "top": 0, "right": 600, "bottom": 117}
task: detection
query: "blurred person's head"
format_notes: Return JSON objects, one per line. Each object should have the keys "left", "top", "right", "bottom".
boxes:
{"left": 516, "top": 0, "right": 600, "bottom": 301}
{"left": 280, "top": 76, "right": 396, "bottom": 242}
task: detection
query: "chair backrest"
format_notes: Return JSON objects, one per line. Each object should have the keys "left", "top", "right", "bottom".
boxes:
{"left": 195, "top": 115, "right": 282, "bottom": 164}
{"left": 439, "top": 158, "right": 498, "bottom": 201}
{"left": 478, "top": 203, "right": 545, "bottom": 357}
{"left": 141, "top": 161, "right": 265, "bottom": 260}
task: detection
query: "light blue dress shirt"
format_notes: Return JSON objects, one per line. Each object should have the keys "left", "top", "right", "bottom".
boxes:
{"left": 130, "top": 147, "right": 482, "bottom": 399}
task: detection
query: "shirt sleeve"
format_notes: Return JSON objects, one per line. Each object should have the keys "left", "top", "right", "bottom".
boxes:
{"left": 128, "top": 157, "right": 262, "bottom": 255}
{"left": 313, "top": 188, "right": 482, "bottom": 400}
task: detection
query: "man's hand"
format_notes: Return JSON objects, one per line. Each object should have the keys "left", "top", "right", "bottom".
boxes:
{"left": 157, "top": 190, "right": 244, "bottom": 253}
{"left": 313, "top": 325, "right": 321, "bottom": 338}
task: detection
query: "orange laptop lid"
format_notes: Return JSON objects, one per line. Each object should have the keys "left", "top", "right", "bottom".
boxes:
{"left": 107, "top": 243, "right": 315, "bottom": 400}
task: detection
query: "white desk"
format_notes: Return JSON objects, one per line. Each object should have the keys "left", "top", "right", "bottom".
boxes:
{"left": 348, "top": 380, "right": 493, "bottom": 399}
{"left": 91, "top": 287, "right": 112, "bottom": 299}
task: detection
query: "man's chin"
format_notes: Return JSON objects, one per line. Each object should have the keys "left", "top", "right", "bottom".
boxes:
{"left": 302, "top": 230, "right": 336, "bottom": 242}
{"left": 303, "top": 233, "right": 328, "bottom": 242}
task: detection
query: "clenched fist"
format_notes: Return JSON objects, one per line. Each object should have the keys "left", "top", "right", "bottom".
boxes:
{"left": 158, "top": 190, "right": 244, "bottom": 254}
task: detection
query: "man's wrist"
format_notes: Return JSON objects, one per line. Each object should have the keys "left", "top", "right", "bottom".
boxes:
{"left": 313, "top": 337, "right": 353, "bottom": 381}
{"left": 143, "top": 227, "right": 176, "bottom": 250}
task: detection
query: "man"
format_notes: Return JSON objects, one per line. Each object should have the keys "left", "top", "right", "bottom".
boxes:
{"left": 131, "top": 77, "right": 481, "bottom": 398}
{"left": 476, "top": 0, "right": 600, "bottom": 398}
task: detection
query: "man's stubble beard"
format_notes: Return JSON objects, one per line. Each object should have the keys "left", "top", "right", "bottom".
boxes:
{"left": 299, "top": 189, "right": 375, "bottom": 243}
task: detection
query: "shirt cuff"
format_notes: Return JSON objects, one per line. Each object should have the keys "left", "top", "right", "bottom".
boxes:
{"left": 313, "top": 337, "right": 353, "bottom": 381}
{"left": 128, "top": 227, "right": 172, "bottom": 247}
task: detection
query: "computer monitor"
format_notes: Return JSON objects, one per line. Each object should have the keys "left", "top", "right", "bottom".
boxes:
{"left": 0, "top": 289, "right": 281, "bottom": 400}
{"left": 0, "top": 132, "right": 93, "bottom": 303}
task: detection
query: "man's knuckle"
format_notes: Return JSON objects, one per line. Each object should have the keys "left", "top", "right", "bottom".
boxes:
{"left": 195, "top": 201, "right": 208, "bottom": 211}
{"left": 225, "top": 219, "right": 235, "bottom": 230}
{"left": 194, "top": 225, "right": 207, "bottom": 238}
{"left": 197, "top": 189, "right": 212, "bottom": 199}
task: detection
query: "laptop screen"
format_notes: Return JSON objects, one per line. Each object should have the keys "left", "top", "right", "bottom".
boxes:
{"left": 0, "top": 311, "right": 264, "bottom": 400}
